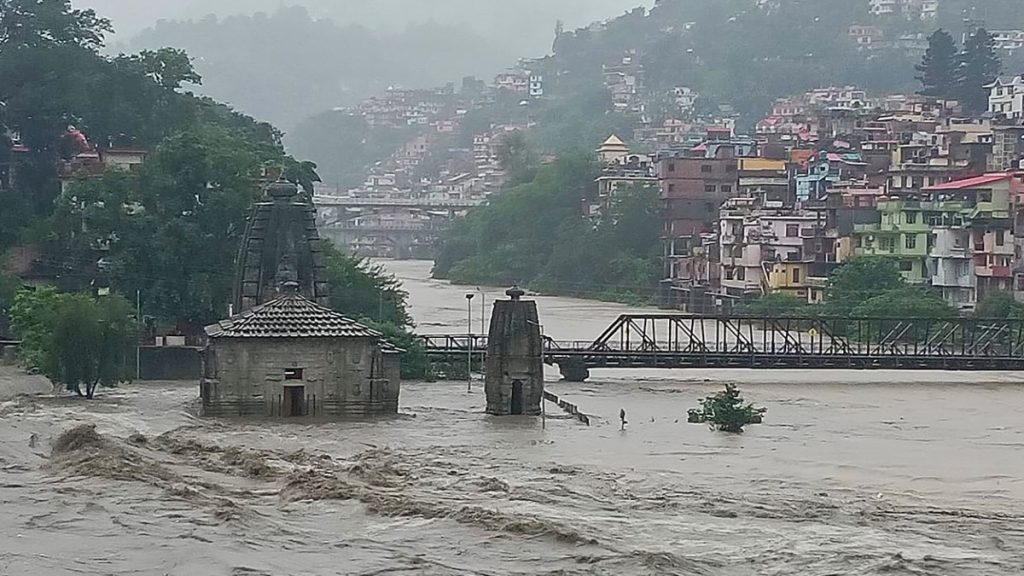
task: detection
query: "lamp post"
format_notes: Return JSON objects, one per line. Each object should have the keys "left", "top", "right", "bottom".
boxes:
{"left": 476, "top": 287, "right": 486, "bottom": 334}
{"left": 465, "top": 293, "right": 475, "bottom": 392}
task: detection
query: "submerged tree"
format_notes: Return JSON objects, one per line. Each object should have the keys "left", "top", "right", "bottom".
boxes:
{"left": 10, "top": 288, "right": 136, "bottom": 397}
{"left": 688, "top": 384, "right": 766, "bottom": 433}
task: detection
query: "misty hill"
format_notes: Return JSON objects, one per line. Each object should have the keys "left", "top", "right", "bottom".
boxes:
{"left": 121, "top": 7, "right": 515, "bottom": 129}
{"left": 549, "top": 0, "right": 1024, "bottom": 125}
{"left": 108, "top": 1, "right": 651, "bottom": 128}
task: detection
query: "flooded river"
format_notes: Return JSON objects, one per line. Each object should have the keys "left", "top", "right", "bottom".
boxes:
{"left": 2, "top": 260, "right": 1024, "bottom": 575}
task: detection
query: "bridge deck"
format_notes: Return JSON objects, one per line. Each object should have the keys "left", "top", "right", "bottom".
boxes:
{"left": 420, "top": 315, "right": 1024, "bottom": 372}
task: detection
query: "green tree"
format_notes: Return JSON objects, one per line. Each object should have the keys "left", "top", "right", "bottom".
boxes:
{"left": 688, "top": 384, "right": 766, "bottom": 433}
{"left": 321, "top": 241, "right": 412, "bottom": 328}
{"left": 851, "top": 286, "right": 955, "bottom": 319}
{"left": 10, "top": 288, "right": 135, "bottom": 397}
{"left": 0, "top": 272, "right": 19, "bottom": 317}
{"left": 48, "top": 125, "right": 293, "bottom": 334}
{"left": 825, "top": 257, "right": 905, "bottom": 316}
{"left": 916, "top": 29, "right": 960, "bottom": 99}
{"left": 360, "top": 319, "right": 430, "bottom": 380}
{"left": 0, "top": 0, "right": 111, "bottom": 50}
{"left": 975, "top": 292, "right": 1024, "bottom": 319}
{"left": 958, "top": 28, "right": 1002, "bottom": 114}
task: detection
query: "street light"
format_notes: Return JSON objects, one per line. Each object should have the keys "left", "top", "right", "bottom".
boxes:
{"left": 476, "top": 287, "right": 486, "bottom": 334}
{"left": 465, "top": 293, "right": 475, "bottom": 392}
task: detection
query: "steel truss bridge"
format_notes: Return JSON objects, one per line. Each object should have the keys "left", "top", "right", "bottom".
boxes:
{"left": 420, "top": 314, "right": 1024, "bottom": 381}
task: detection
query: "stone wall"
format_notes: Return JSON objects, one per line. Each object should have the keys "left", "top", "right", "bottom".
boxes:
{"left": 139, "top": 346, "right": 202, "bottom": 381}
{"left": 201, "top": 337, "right": 399, "bottom": 417}
{"left": 484, "top": 296, "right": 544, "bottom": 416}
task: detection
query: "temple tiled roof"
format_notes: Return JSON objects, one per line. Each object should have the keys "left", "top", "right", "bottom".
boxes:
{"left": 205, "top": 294, "right": 383, "bottom": 339}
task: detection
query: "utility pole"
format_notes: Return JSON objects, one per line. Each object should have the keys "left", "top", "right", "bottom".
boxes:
{"left": 466, "top": 293, "right": 475, "bottom": 392}
{"left": 135, "top": 290, "right": 141, "bottom": 381}
{"left": 476, "top": 287, "right": 485, "bottom": 334}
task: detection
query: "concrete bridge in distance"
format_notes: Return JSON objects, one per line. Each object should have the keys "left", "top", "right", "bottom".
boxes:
{"left": 313, "top": 195, "right": 486, "bottom": 259}
{"left": 420, "top": 314, "right": 1024, "bottom": 381}
{"left": 312, "top": 196, "right": 485, "bottom": 210}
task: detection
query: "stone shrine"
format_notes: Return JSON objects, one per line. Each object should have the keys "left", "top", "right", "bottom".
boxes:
{"left": 484, "top": 287, "right": 544, "bottom": 415}
{"left": 200, "top": 285, "right": 401, "bottom": 417}
{"left": 234, "top": 178, "right": 329, "bottom": 313}
{"left": 200, "top": 178, "right": 401, "bottom": 418}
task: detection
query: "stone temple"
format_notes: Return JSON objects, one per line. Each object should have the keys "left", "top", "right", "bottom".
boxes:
{"left": 484, "top": 287, "right": 544, "bottom": 415}
{"left": 200, "top": 179, "right": 401, "bottom": 418}
{"left": 233, "top": 178, "right": 329, "bottom": 313}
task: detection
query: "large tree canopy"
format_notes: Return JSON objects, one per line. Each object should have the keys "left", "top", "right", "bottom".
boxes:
{"left": 916, "top": 29, "right": 960, "bottom": 99}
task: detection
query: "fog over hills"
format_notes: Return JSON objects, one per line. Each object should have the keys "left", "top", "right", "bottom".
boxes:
{"left": 72, "top": 1, "right": 651, "bottom": 128}
{"left": 81, "top": 1, "right": 651, "bottom": 43}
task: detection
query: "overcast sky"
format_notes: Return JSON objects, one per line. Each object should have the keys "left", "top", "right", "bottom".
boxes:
{"left": 76, "top": 0, "right": 654, "bottom": 45}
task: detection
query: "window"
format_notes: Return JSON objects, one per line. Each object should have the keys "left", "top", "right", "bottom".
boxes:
{"left": 721, "top": 185, "right": 733, "bottom": 193}
{"left": 905, "top": 211, "right": 917, "bottom": 224}
{"left": 899, "top": 260, "right": 913, "bottom": 272}
{"left": 701, "top": 164, "right": 713, "bottom": 173}
{"left": 668, "top": 183, "right": 676, "bottom": 193}
{"left": 668, "top": 162, "right": 676, "bottom": 172}
{"left": 285, "top": 368, "right": 304, "bottom": 380}
{"left": 905, "top": 235, "right": 916, "bottom": 250}
{"left": 880, "top": 237, "right": 895, "bottom": 251}
{"left": 786, "top": 224, "right": 799, "bottom": 237}
{"left": 855, "top": 236, "right": 863, "bottom": 248}
{"left": 792, "top": 268, "right": 801, "bottom": 283}
{"left": 997, "top": 230, "right": 1006, "bottom": 246}
{"left": 705, "top": 185, "right": 717, "bottom": 193}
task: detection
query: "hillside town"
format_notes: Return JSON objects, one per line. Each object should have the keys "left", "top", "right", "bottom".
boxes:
{"left": 602, "top": 80, "right": 1024, "bottom": 313}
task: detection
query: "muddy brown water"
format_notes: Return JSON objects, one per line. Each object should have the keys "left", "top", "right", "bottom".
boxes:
{"left": 1, "top": 260, "right": 1023, "bottom": 575}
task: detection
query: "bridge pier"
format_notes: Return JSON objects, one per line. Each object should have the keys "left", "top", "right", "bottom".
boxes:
{"left": 485, "top": 287, "right": 544, "bottom": 416}
{"left": 556, "top": 358, "right": 590, "bottom": 382}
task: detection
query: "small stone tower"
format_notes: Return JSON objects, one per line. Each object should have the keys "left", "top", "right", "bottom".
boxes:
{"left": 485, "top": 286, "right": 544, "bottom": 416}
{"left": 234, "top": 178, "right": 329, "bottom": 313}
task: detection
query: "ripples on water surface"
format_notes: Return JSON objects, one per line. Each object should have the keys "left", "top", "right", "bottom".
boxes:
{"left": 0, "top": 260, "right": 1021, "bottom": 575}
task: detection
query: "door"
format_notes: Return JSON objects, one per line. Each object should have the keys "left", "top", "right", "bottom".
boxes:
{"left": 510, "top": 380, "right": 524, "bottom": 415}
{"left": 284, "top": 386, "right": 305, "bottom": 417}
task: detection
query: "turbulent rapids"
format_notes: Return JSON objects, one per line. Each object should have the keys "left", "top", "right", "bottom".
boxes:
{"left": 1, "top": 261, "right": 1023, "bottom": 575}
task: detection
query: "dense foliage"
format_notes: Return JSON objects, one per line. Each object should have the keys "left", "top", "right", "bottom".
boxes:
{"left": 2, "top": 1, "right": 421, "bottom": 376}
{"left": 322, "top": 241, "right": 412, "bottom": 329}
{"left": 10, "top": 288, "right": 136, "bottom": 397}
{"left": 916, "top": 28, "right": 1002, "bottom": 114}
{"left": 975, "top": 293, "right": 1024, "bottom": 320}
{"left": 688, "top": 383, "right": 766, "bottom": 433}
{"left": 823, "top": 257, "right": 908, "bottom": 317}
{"left": 433, "top": 155, "right": 662, "bottom": 302}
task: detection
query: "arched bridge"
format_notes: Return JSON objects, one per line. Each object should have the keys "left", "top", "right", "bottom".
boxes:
{"left": 420, "top": 314, "right": 1024, "bottom": 381}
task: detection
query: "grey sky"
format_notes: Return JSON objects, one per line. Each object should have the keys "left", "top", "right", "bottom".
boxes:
{"left": 76, "top": 1, "right": 654, "bottom": 51}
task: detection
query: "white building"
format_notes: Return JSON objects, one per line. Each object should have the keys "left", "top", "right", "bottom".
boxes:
{"left": 929, "top": 228, "right": 976, "bottom": 309}
{"left": 528, "top": 74, "right": 544, "bottom": 98}
{"left": 869, "top": 0, "right": 897, "bottom": 16}
{"left": 672, "top": 86, "right": 699, "bottom": 115}
{"left": 986, "top": 76, "right": 1024, "bottom": 121}
{"left": 991, "top": 30, "right": 1024, "bottom": 53}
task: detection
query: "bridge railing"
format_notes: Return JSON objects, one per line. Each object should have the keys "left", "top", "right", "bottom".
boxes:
{"left": 420, "top": 315, "right": 1024, "bottom": 360}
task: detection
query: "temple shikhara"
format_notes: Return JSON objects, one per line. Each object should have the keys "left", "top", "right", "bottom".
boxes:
{"left": 200, "top": 179, "right": 401, "bottom": 417}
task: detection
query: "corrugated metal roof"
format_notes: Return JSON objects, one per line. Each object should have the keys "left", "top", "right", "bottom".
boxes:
{"left": 924, "top": 173, "right": 1013, "bottom": 191}
{"left": 205, "top": 294, "right": 383, "bottom": 339}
